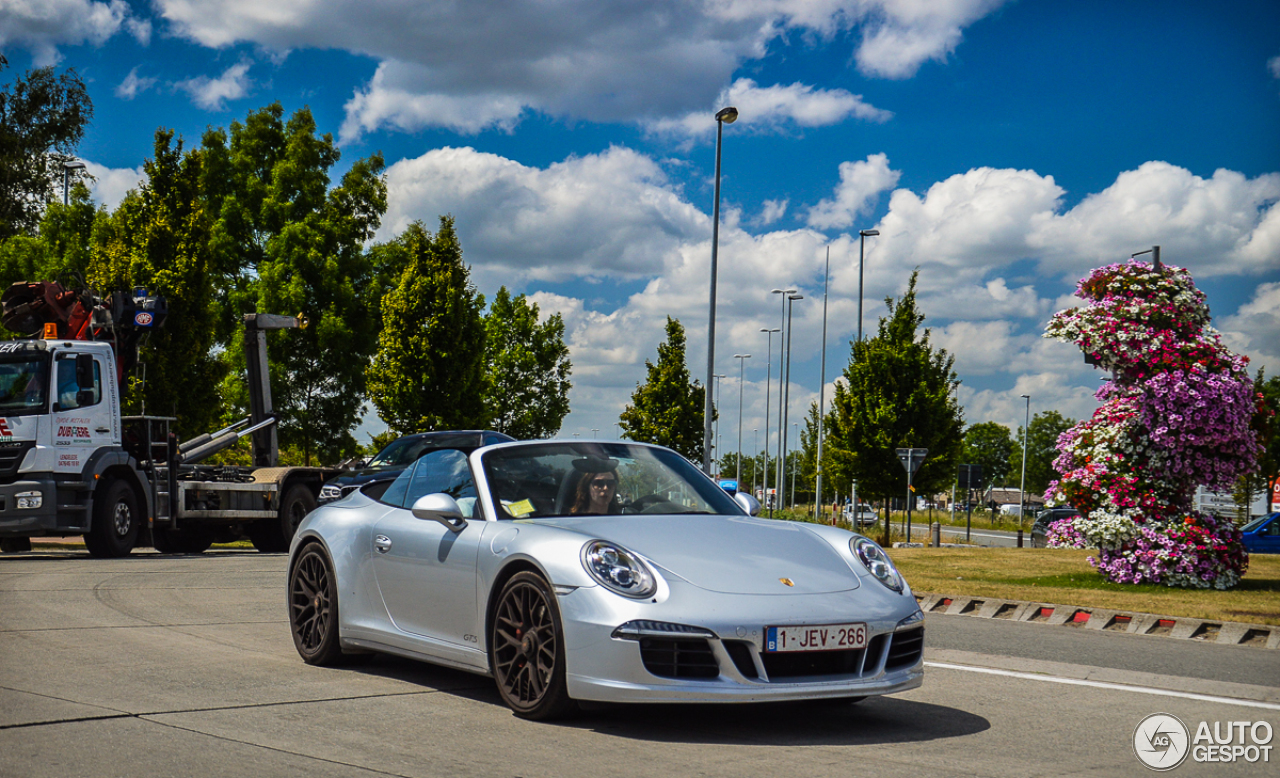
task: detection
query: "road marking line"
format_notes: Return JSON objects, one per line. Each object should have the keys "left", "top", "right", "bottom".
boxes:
{"left": 925, "top": 661, "right": 1280, "bottom": 710}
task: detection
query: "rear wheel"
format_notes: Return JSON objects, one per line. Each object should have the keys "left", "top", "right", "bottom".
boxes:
{"left": 288, "top": 544, "right": 344, "bottom": 665}
{"left": 85, "top": 479, "right": 139, "bottom": 558}
{"left": 489, "top": 571, "right": 577, "bottom": 720}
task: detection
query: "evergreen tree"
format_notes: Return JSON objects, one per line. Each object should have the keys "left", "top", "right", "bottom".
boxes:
{"left": 367, "top": 217, "right": 489, "bottom": 433}
{"left": 824, "top": 271, "right": 964, "bottom": 504}
{"left": 619, "top": 317, "right": 707, "bottom": 462}
{"left": 483, "top": 287, "right": 572, "bottom": 439}
{"left": 0, "top": 55, "right": 92, "bottom": 240}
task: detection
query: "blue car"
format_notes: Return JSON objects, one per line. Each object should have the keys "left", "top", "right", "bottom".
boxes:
{"left": 1241, "top": 513, "right": 1280, "bottom": 554}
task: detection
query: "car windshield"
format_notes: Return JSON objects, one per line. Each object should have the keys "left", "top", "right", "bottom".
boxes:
{"left": 0, "top": 354, "right": 49, "bottom": 416}
{"left": 1240, "top": 514, "right": 1275, "bottom": 533}
{"left": 481, "top": 442, "right": 743, "bottom": 520}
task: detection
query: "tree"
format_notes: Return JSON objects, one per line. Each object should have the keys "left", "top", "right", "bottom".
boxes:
{"left": 87, "top": 130, "right": 225, "bottom": 439}
{"left": 824, "top": 271, "right": 964, "bottom": 505}
{"left": 367, "top": 217, "right": 489, "bottom": 433}
{"left": 0, "top": 182, "right": 101, "bottom": 299}
{"left": 483, "top": 287, "right": 572, "bottom": 439}
{"left": 0, "top": 55, "right": 92, "bottom": 240}
{"left": 203, "top": 105, "right": 387, "bottom": 464}
{"left": 1243, "top": 368, "right": 1279, "bottom": 509}
{"left": 962, "top": 421, "right": 1014, "bottom": 490}
{"left": 1009, "top": 410, "right": 1076, "bottom": 496}
{"left": 619, "top": 317, "right": 706, "bottom": 462}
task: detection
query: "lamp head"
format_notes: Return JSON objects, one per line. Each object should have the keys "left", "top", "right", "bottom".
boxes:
{"left": 715, "top": 106, "right": 739, "bottom": 124}
{"left": 859, "top": 229, "right": 880, "bottom": 237}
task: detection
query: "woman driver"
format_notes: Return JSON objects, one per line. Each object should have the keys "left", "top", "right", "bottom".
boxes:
{"left": 570, "top": 469, "right": 621, "bottom": 515}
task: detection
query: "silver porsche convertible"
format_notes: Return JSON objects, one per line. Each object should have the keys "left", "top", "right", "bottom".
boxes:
{"left": 287, "top": 440, "right": 924, "bottom": 720}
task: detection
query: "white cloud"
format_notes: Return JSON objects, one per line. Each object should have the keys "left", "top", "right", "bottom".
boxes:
{"left": 82, "top": 160, "right": 146, "bottom": 210}
{"left": 1029, "top": 162, "right": 1280, "bottom": 278}
{"left": 149, "top": 0, "right": 1000, "bottom": 139}
{"left": 115, "top": 66, "right": 156, "bottom": 99}
{"left": 758, "top": 199, "right": 789, "bottom": 226}
{"left": 375, "top": 145, "right": 1278, "bottom": 441}
{"left": 1269, "top": 54, "right": 1280, "bottom": 80}
{"left": 124, "top": 16, "right": 152, "bottom": 45}
{"left": 378, "top": 146, "right": 708, "bottom": 284}
{"left": 175, "top": 60, "right": 253, "bottom": 111}
{"left": 0, "top": 0, "right": 130, "bottom": 65}
{"left": 1219, "top": 282, "right": 1280, "bottom": 379}
{"left": 807, "top": 153, "right": 901, "bottom": 229}
{"left": 646, "top": 79, "right": 892, "bottom": 140}
{"left": 852, "top": 0, "right": 1010, "bottom": 78}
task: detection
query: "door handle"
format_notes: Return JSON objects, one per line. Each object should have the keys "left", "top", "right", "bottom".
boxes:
{"left": 374, "top": 534, "right": 392, "bottom": 553}
{"left": 95, "top": 427, "right": 110, "bottom": 433}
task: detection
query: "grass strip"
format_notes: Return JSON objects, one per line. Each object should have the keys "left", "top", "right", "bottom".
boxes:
{"left": 891, "top": 547, "right": 1280, "bottom": 627}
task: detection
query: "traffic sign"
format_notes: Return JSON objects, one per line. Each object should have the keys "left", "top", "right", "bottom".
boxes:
{"left": 896, "top": 448, "right": 928, "bottom": 474}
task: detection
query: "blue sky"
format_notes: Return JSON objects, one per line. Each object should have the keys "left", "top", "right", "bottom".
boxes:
{"left": 4, "top": 0, "right": 1279, "bottom": 454}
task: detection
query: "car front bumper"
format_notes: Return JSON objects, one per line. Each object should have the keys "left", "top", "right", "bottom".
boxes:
{"left": 558, "top": 579, "right": 924, "bottom": 704}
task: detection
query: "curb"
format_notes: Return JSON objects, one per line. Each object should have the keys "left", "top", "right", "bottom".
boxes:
{"left": 914, "top": 592, "right": 1280, "bottom": 650}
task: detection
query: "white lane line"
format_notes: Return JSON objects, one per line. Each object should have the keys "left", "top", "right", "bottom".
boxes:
{"left": 925, "top": 661, "right": 1280, "bottom": 711}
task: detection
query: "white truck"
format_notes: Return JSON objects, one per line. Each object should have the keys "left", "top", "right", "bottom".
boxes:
{"left": 0, "top": 281, "right": 335, "bottom": 557}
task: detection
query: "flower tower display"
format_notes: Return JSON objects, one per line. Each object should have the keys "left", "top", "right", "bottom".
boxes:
{"left": 1042, "top": 260, "right": 1261, "bottom": 589}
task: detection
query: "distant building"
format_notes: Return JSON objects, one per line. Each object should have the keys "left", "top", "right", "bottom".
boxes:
{"left": 984, "top": 487, "right": 1044, "bottom": 510}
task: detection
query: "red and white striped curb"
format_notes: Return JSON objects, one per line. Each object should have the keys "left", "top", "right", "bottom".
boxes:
{"left": 915, "top": 592, "right": 1280, "bottom": 649}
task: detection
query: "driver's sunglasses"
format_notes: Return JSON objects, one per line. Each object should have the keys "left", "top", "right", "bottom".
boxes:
{"left": 591, "top": 478, "right": 617, "bottom": 488}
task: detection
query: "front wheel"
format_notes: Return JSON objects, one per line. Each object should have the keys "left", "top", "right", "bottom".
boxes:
{"left": 489, "top": 572, "right": 577, "bottom": 720}
{"left": 85, "top": 479, "right": 139, "bottom": 558}
{"left": 288, "top": 544, "right": 344, "bottom": 665}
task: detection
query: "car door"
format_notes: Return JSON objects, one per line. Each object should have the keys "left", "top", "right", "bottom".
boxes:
{"left": 1254, "top": 515, "right": 1280, "bottom": 554}
{"left": 370, "top": 449, "right": 484, "bottom": 647}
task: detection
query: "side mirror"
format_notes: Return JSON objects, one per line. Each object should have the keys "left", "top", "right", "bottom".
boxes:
{"left": 410, "top": 493, "right": 468, "bottom": 533}
{"left": 734, "top": 492, "right": 761, "bottom": 516}
{"left": 75, "top": 353, "right": 95, "bottom": 390}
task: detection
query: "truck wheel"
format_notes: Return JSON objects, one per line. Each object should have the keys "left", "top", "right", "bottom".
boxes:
{"left": 85, "top": 480, "right": 140, "bottom": 558}
{"left": 249, "top": 484, "right": 317, "bottom": 553}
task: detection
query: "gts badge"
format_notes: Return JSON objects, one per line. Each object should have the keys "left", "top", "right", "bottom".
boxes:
{"left": 463, "top": 634, "right": 479, "bottom": 643}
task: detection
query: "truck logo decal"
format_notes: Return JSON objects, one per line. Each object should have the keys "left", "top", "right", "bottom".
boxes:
{"left": 58, "top": 425, "right": 91, "bottom": 439}
{"left": 0, "top": 418, "right": 11, "bottom": 439}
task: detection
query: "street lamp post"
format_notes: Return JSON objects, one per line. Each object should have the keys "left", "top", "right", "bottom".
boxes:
{"left": 590, "top": 428, "right": 599, "bottom": 438}
{"left": 770, "top": 289, "right": 795, "bottom": 511}
{"left": 857, "top": 229, "right": 879, "bottom": 343}
{"left": 733, "top": 354, "right": 751, "bottom": 485}
{"left": 752, "top": 428, "right": 758, "bottom": 495}
{"left": 815, "top": 246, "right": 830, "bottom": 522}
{"left": 713, "top": 373, "right": 727, "bottom": 474}
{"left": 791, "top": 421, "right": 799, "bottom": 508}
{"left": 62, "top": 161, "right": 86, "bottom": 206}
{"left": 1019, "top": 394, "right": 1030, "bottom": 526}
{"left": 704, "top": 105, "right": 738, "bottom": 474}
{"left": 779, "top": 292, "right": 803, "bottom": 511}
{"left": 759, "top": 327, "right": 779, "bottom": 515}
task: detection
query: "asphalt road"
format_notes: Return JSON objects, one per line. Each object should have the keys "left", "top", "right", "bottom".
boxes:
{"left": 2, "top": 549, "right": 1276, "bottom": 777}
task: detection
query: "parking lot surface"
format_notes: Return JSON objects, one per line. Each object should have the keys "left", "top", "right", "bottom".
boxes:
{"left": 2, "top": 550, "right": 1276, "bottom": 777}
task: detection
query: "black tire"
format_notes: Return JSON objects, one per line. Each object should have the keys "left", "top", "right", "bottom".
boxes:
{"left": 85, "top": 479, "right": 140, "bottom": 558}
{"left": 489, "top": 571, "right": 578, "bottom": 720}
{"left": 249, "top": 484, "right": 317, "bottom": 553}
{"left": 288, "top": 544, "right": 344, "bottom": 665}
{"left": 152, "top": 527, "right": 214, "bottom": 555}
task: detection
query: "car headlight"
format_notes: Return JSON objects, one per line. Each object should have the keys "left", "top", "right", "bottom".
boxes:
{"left": 581, "top": 540, "right": 657, "bottom": 599}
{"left": 16, "top": 490, "right": 41, "bottom": 509}
{"left": 318, "top": 484, "right": 343, "bottom": 500}
{"left": 850, "top": 536, "right": 903, "bottom": 593}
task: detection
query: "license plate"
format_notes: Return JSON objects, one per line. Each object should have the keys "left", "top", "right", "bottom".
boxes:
{"left": 765, "top": 622, "right": 867, "bottom": 652}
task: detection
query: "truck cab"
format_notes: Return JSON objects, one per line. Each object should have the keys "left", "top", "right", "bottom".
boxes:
{"left": 0, "top": 339, "right": 119, "bottom": 541}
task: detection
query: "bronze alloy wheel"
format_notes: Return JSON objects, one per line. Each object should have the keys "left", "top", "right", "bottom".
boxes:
{"left": 289, "top": 545, "right": 343, "bottom": 664}
{"left": 490, "top": 571, "right": 577, "bottom": 720}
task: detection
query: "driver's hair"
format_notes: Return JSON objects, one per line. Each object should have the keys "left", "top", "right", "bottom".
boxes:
{"left": 570, "top": 470, "right": 619, "bottom": 515}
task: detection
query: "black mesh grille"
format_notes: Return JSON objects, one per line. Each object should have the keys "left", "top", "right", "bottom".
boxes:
{"left": 639, "top": 637, "right": 719, "bottom": 679}
{"left": 762, "top": 646, "right": 868, "bottom": 679}
{"left": 0, "top": 441, "right": 34, "bottom": 483}
{"left": 724, "top": 640, "right": 759, "bottom": 678}
{"left": 885, "top": 626, "right": 924, "bottom": 670}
